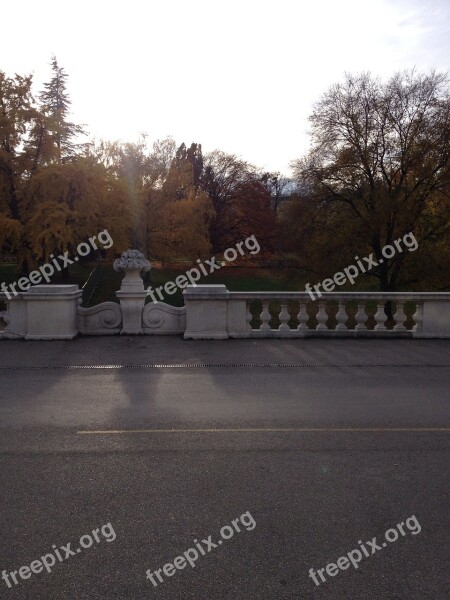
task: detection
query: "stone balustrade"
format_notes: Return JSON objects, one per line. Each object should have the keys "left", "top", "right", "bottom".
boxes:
{"left": 183, "top": 286, "right": 450, "bottom": 339}
{"left": 1, "top": 280, "right": 449, "bottom": 341}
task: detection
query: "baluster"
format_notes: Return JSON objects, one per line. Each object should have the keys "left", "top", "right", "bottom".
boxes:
{"left": 412, "top": 302, "right": 423, "bottom": 333}
{"left": 3, "top": 304, "right": 10, "bottom": 328}
{"left": 355, "top": 302, "right": 367, "bottom": 330}
{"left": 260, "top": 301, "right": 271, "bottom": 331}
{"left": 393, "top": 301, "right": 406, "bottom": 331}
{"left": 279, "top": 303, "right": 290, "bottom": 332}
{"left": 246, "top": 302, "right": 253, "bottom": 331}
{"left": 1, "top": 298, "right": 10, "bottom": 333}
{"left": 316, "top": 301, "right": 328, "bottom": 330}
{"left": 335, "top": 301, "right": 347, "bottom": 331}
{"left": 374, "top": 302, "right": 387, "bottom": 330}
{"left": 297, "top": 302, "right": 308, "bottom": 332}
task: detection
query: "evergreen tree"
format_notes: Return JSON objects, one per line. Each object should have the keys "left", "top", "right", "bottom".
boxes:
{"left": 39, "top": 56, "right": 86, "bottom": 163}
{"left": 165, "top": 142, "right": 204, "bottom": 198}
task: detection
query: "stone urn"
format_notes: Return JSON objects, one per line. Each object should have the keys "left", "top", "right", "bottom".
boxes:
{"left": 113, "top": 250, "right": 151, "bottom": 334}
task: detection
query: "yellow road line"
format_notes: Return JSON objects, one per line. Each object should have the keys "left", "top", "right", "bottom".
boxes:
{"left": 77, "top": 427, "right": 450, "bottom": 434}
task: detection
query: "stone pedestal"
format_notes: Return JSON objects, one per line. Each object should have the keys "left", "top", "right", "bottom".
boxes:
{"left": 24, "top": 285, "right": 82, "bottom": 340}
{"left": 418, "top": 300, "right": 450, "bottom": 338}
{"left": 183, "top": 285, "right": 230, "bottom": 339}
{"left": 0, "top": 294, "right": 27, "bottom": 339}
{"left": 113, "top": 250, "right": 151, "bottom": 335}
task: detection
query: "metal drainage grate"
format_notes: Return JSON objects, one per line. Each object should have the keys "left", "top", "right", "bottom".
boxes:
{"left": 0, "top": 363, "right": 448, "bottom": 370}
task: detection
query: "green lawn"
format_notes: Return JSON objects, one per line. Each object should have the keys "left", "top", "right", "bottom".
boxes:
{"left": 0, "top": 261, "right": 419, "bottom": 331}
{"left": 0, "top": 263, "right": 101, "bottom": 309}
{"left": 1, "top": 263, "right": 315, "bottom": 308}
{"left": 0, "top": 261, "right": 410, "bottom": 313}
{"left": 145, "top": 265, "right": 313, "bottom": 306}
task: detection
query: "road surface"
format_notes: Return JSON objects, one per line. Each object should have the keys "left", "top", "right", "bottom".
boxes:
{"left": 0, "top": 337, "right": 449, "bottom": 599}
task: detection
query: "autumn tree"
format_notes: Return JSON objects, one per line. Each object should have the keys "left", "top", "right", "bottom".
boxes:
{"left": 94, "top": 135, "right": 177, "bottom": 258}
{"left": 149, "top": 142, "right": 213, "bottom": 263}
{"left": 202, "top": 151, "right": 277, "bottom": 253}
{"left": 21, "top": 158, "right": 132, "bottom": 267}
{"left": 291, "top": 70, "right": 450, "bottom": 291}
{"left": 146, "top": 137, "right": 177, "bottom": 189}
{"left": 1, "top": 62, "right": 133, "bottom": 273}
{"left": 0, "top": 71, "right": 39, "bottom": 260}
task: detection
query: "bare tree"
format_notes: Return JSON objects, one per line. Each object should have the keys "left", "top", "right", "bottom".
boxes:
{"left": 292, "top": 70, "right": 450, "bottom": 291}
{"left": 261, "top": 172, "right": 292, "bottom": 215}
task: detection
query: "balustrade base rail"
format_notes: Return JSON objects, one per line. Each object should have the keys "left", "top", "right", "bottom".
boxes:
{"left": 244, "top": 328, "right": 414, "bottom": 338}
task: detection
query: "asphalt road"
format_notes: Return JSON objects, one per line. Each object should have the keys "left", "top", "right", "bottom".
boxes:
{"left": 0, "top": 338, "right": 449, "bottom": 599}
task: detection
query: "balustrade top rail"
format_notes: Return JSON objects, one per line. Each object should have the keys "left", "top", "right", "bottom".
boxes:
{"left": 3, "top": 290, "right": 450, "bottom": 302}
{"left": 184, "top": 290, "right": 450, "bottom": 301}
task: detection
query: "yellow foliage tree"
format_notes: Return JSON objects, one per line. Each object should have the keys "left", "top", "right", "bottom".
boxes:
{"left": 147, "top": 189, "right": 214, "bottom": 263}
{"left": 21, "top": 160, "right": 132, "bottom": 267}
{"left": 145, "top": 143, "right": 214, "bottom": 263}
{"left": 0, "top": 213, "right": 22, "bottom": 256}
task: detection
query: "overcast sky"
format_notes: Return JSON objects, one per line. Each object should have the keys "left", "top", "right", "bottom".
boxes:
{"left": 1, "top": 0, "right": 449, "bottom": 174}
